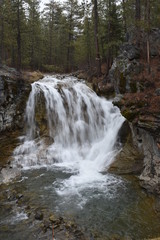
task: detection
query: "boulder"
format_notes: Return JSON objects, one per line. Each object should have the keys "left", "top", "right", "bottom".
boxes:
{"left": 35, "top": 210, "right": 44, "bottom": 221}
{"left": 22, "top": 71, "right": 44, "bottom": 83}
{"left": 0, "top": 167, "right": 21, "bottom": 183}
{"left": 120, "top": 43, "right": 140, "bottom": 60}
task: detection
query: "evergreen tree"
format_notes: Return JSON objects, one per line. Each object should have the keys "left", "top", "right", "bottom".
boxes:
{"left": 26, "top": 0, "right": 42, "bottom": 69}
{"left": 93, "top": 0, "right": 101, "bottom": 75}
{"left": 11, "top": 0, "right": 27, "bottom": 70}
{"left": 64, "top": 0, "right": 81, "bottom": 72}
{"left": 74, "top": 0, "right": 95, "bottom": 68}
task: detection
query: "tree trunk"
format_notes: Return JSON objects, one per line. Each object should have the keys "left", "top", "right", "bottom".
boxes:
{"left": 86, "top": 18, "right": 91, "bottom": 68}
{"left": 135, "top": 0, "right": 141, "bottom": 22}
{"left": 135, "top": 0, "right": 141, "bottom": 47}
{"left": 49, "top": 5, "right": 54, "bottom": 65}
{"left": 0, "top": 14, "right": 4, "bottom": 64}
{"left": 146, "top": 0, "right": 150, "bottom": 74}
{"left": 17, "top": 0, "right": 21, "bottom": 71}
{"left": 106, "top": 0, "right": 111, "bottom": 77}
{"left": 93, "top": 0, "right": 101, "bottom": 76}
{"left": 67, "top": 20, "right": 72, "bottom": 72}
{"left": 0, "top": 0, "right": 4, "bottom": 64}
{"left": 122, "top": 0, "right": 127, "bottom": 35}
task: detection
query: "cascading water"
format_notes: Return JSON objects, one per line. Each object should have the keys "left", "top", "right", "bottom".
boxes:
{"left": 13, "top": 75, "right": 125, "bottom": 196}
{"left": 2, "top": 76, "right": 160, "bottom": 240}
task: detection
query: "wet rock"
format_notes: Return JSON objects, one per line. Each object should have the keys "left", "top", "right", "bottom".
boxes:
{"left": 109, "top": 123, "right": 144, "bottom": 175}
{"left": 40, "top": 220, "right": 51, "bottom": 232}
{"left": 65, "top": 221, "right": 77, "bottom": 229}
{"left": 49, "top": 214, "right": 57, "bottom": 223}
{"left": 35, "top": 210, "right": 44, "bottom": 221}
{"left": 22, "top": 70, "right": 44, "bottom": 83}
{"left": 1, "top": 167, "right": 21, "bottom": 183}
{"left": 7, "top": 189, "right": 17, "bottom": 201}
{"left": 16, "top": 193, "right": 23, "bottom": 200}
{"left": 117, "top": 120, "right": 130, "bottom": 145}
{"left": 131, "top": 125, "right": 160, "bottom": 195}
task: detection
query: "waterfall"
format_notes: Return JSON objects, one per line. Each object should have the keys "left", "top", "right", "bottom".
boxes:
{"left": 13, "top": 75, "right": 124, "bottom": 192}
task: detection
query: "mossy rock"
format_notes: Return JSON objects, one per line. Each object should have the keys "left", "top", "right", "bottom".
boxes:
{"left": 122, "top": 109, "right": 138, "bottom": 121}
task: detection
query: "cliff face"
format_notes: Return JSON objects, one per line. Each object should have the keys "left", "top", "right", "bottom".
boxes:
{"left": 0, "top": 66, "right": 31, "bottom": 132}
{"left": 109, "top": 28, "right": 160, "bottom": 195}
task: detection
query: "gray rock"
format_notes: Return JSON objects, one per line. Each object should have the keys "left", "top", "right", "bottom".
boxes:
{"left": 131, "top": 125, "right": 160, "bottom": 195}
{"left": 155, "top": 88, "right": 160, "bottom": 96}
{"left": 1, "top": 167, "right": 21, "bottom": 183}
{"left": 35, "top": 210, "right": 44, "bottom": 221}
{"left": 120, "top": 43, "right": 140, "bottom": 60}
{"left": 0, "top": 67, "right": 31, "bottom": 132}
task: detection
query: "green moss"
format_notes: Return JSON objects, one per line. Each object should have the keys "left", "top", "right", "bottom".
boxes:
{"left": 122, "top": 109, "right": 138, "bottom": 121}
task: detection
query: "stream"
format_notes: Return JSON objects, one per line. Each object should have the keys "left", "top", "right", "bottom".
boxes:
{"left": 0, "top": 75, "right": 160, "bottom": 239}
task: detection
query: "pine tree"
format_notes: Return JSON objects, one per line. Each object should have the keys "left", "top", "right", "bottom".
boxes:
{"left": 27, "top": 0, "right": 42, "bottom": 69}
{"left": 64, "top": 0, "right": 81, "bottom": 72}
{"left": 11, "top": 0, "right": 27, "bottom": 70}
{"left": 145, "top": 0, "right": 150, "bottom": 73}
{"left": 93, "top": 0, "right": 101, "bottom": 75}
{"left": 0, "top": 0, "right": 4, "bottom": 64}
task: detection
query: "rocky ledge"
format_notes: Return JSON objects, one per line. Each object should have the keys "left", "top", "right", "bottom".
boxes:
{"left": 108, "top": 28, "right": 160, "bottom": 196}
{"left": 0, "top": 65, "right": 43, "bottom": 133}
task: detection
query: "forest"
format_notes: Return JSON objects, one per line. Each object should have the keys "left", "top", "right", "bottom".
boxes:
{"left": 0, "top": 0, "right": 160, "bottom": 73}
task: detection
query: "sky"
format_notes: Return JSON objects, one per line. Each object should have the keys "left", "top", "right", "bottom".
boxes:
{"left": 40, "top": 0, "right": 67, "bottom": 10}
{"left": 40, "top": 0, "right": 50, "bottom": 10}
{"left": 40, "top": 0, "right": 83, "bottom": 10}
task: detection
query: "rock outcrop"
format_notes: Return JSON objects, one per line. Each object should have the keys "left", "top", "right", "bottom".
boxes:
{"left": 0, "top": 66, "right": 44, "bottom": 133}
{"left": 108, "top": 28, "right": 160, "bottom": 195}
{"left": 0, "top": 66, "right": 31, "bottom": 132}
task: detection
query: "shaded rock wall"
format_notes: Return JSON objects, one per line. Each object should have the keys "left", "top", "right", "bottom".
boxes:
{"left": 0, "top": 66, "right": 31, "bottom": 132}
{"left": 108, "top": 28, "right": 160, "bottom": 195}
{"left": 109, "top": 121, "right": 144, "bottom": 175}
{"left": 109, "top": 28, "right": 160, "bottom": 95}
{"left": 131, "top": 125, "right": 160, "bottom": 195}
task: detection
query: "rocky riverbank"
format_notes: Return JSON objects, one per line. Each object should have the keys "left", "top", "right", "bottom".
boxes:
{"left": 108, "top": 28, "right": 160, "bottom": 196}
{"left": 76, "top": 28, "right": 160, "bottom": 197}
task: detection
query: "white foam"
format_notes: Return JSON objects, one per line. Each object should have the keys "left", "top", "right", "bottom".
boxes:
{"left": 12, "top": 76, "right": 125, "bottom": 195}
